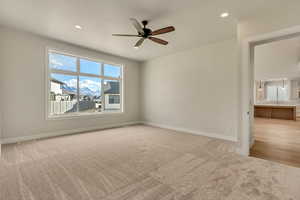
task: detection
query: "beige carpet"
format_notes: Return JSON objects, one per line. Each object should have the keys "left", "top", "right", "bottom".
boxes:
{"left": 1, "top": 125, "right": 300, "bottom": 200}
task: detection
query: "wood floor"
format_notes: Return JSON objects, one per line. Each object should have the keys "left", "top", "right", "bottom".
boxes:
{"left": 250, "top": 118, "right": 300, "bottom": 168}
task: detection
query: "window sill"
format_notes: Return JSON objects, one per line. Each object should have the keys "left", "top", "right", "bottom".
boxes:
{"left": 46, "top": 111, "right": 124, "bottom": 121}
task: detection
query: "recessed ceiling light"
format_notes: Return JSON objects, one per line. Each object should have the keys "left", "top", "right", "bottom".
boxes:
{"left": 75, "top": 25, "right": 83, "bottom": 30}
{"left": 220, "top": 12, "right": 229, "bottom": 18}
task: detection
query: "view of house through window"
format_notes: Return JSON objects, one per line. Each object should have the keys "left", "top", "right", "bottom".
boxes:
{"left": 48, "top": 51, "right": 122, "bottom": 117}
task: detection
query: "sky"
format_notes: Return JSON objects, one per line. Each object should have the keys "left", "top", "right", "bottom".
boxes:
{"left": 49, "top": 53, "right": 121, "bottom": 77}
{"left": 49, "top": 53, "right": 121, "bottom": 95}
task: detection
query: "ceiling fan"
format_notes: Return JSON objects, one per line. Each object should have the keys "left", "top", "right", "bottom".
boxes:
{"left": 112, "top": 18, "right": 175, "bottom": 48}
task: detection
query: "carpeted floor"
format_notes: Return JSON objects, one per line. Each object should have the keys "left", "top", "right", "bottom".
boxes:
{"left": 1, "top": 125, "right": 300, "bottom": 200}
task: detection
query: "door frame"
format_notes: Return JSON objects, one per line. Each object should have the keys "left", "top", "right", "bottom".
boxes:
{"left": 239, "top": 25, "right": 300, "bottom": 156}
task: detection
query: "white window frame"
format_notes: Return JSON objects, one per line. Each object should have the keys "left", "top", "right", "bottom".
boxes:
{"left": 45, "top": 48, "right": 124, "bottom": 120}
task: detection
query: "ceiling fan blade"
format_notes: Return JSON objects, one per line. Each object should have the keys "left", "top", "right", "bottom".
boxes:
{"left": 112, "top": 34, "right": 140, "bottom": 37}
{"left": 149, "top": 37, "right": 168, "bottom": 45}
{"left": 135, "top": 38, "right": 145, "bottom": 47}
{"left": 151, "top": 26, "right": 175, "bottom": 36}
{"left": 130, "top": 18, "right": 144, "bottom": 34}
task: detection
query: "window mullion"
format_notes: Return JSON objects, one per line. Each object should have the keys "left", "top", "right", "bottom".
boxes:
{"left": 50, "top": 69, "right": 78, "bottom": 76}
{"left": 76, "top": 58, "right": 80, "bottom": 113}
{"left": 50, "top": 70, "right": 121, "bottom": 81}
{"left": 101, "top": 63, "right": 105, "bottom": 112}
{"left": 120, "top": 66, "right": 123, "bottom": 112}
{"left": 99, "top": 75, "right": 121, "bottom": 81}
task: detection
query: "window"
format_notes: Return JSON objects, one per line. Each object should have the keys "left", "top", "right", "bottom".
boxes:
{"left": 104, "top": 64, "right": 121, "bottom": 78}
{"left": 266, "top": 85, "right": 288, "bottom": 102}
{"left": 48, "top": 50, "right": 122, "bottom": 118}
{"left": 277, "top": 87, "right": 288, "bottom": 101}
{"left": 266, "top": 86, "right": 277, "bottom": 102}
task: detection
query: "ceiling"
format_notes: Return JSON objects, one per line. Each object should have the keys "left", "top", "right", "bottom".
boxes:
{"left": 0, "top": 0, "right": 294, "bottom": 61}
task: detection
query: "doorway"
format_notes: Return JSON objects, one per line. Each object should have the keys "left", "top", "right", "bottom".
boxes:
{"left": 247, "top": 32, "right": 300, "bottom": 167}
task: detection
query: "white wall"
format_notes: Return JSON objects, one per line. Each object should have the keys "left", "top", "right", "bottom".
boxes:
{"left": 0, "top": 115, "right": 1, "bottom": 147}
{"left": 0, "top": 26, "right": 141, "bottom": 142}
{"left": 255, "top": 37, "right": 300, "bottom": 81}
{"left": 0, "top": 102, "right": 2, "bottom": 155}
{"left": 0, "top": 40, "right": 3, "bottom": 154}
{"left": 141, "top": 39, "right": 238, "bottom": 141}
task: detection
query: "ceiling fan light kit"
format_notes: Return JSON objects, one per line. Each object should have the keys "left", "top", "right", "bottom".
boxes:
{"left": 112, "top": 18, "right": 175, "bottom": 48}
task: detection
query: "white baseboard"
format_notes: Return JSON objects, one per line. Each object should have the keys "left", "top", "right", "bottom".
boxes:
{"left": 1, "top": 121, "right": 238, "bottom": 145}
{"left": 236, "top": 147, "right": 250, "bottom": 156}
{"left": 1, "top": 121, "right": 142, "bottom": 144}
{"left": 142, "top": 121, "right": 238, "bottom": 142}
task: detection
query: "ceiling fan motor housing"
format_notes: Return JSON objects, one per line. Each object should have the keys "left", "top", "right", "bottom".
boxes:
{"left": 142, "top": 28, "right": 152, "bottom": 38}
{"left": 141, "top": 20, "right": 152, "bottom": 38}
